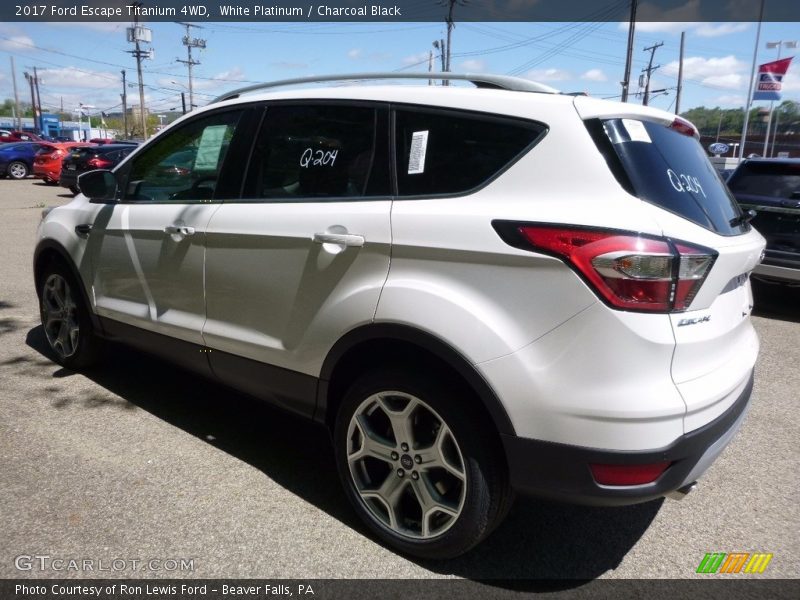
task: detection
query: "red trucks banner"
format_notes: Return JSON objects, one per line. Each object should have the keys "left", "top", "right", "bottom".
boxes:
{"left": 753, "top": 56, "right": 794, "bottom": 101}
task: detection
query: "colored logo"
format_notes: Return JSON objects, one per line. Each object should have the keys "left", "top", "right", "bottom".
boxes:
{"left": 697, "top": 552, "right": 773, "bottom": 574}
{"left": 708, "top": 142, "right": 729, "bottom": 155}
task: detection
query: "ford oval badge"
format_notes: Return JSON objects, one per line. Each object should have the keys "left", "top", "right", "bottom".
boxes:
{"left": 708, "top": 142, "right": 729, "bottom": 155}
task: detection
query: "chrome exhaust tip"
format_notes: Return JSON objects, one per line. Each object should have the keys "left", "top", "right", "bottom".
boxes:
{"left": 665, "top": 482, "right": 697, "bottom": 501}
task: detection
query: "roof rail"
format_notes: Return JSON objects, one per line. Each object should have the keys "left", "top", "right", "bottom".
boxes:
{"left": 209, "top": 72, "right": 560, "bottom": 104}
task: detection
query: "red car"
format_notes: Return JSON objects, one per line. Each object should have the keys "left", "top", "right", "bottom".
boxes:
{"left": 33, "top": 142, "right": 96, "bottom": 184}
{"left": 0, "top": 130, "right": 44, "bottom": 143}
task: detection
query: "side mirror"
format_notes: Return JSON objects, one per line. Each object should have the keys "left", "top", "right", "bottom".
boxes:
{"left": 78, "top": 170, "right": 118, "bottom": 202}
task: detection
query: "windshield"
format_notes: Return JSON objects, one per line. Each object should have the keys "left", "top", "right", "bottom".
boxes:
{"left": 594, "top": 118, "right": 747, "bottom": 236}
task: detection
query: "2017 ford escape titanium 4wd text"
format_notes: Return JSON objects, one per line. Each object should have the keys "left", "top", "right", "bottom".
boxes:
{"left": 35, "top": 73, "right": 765, "bottom": 559}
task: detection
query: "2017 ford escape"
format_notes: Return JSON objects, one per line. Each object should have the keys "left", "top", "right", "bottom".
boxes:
{"left": 34, "top": 73, "right": 765, "bottom": 558}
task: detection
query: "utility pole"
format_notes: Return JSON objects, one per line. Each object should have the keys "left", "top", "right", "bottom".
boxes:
{"left": 24, "top": 72, "right": 37, "bottom": 132}
{"left": 10, "top": 57, "right": 21, "bottom": 130}
{"left": 428, "top": 50, "right": 433, "bottom": 85}
{"left": 121, "top": 70, "right": 128, "bottom": 138}
{"left": 433, "top": 39, "right": 446, "bottom": 86}
{"left": 77, "top": 102, "right": 83, "bottom": 141}
{"left": 621, "top": 0, "right": 638, "bottom": 102}
{"left": 126, "top": 2, "right": 153, "bottom": 139}
{"left": 33, "top": 66, "right": 43, "bottom": 133}
{"left": 641, "top": 42, "right": 663, "bottom": 106}
{"left": 181, "top": 92, "right": 186, "bottom": 115}
{"left": 441, "top": 0, "right": 464, "bottom": 85}
{"left": 675, "top": 31, "right": 685, "bottom": 114}
{"left": 176, "top": 22, "right": 205, "bottom": 112}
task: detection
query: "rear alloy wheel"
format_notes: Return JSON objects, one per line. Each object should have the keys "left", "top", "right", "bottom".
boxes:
{"left": 335, "top": 370, "right": 511, "bottom": 559}
{"left": 8, "top": 161, "right": 29, "bottom": 179}
{"left": 39, "top": 264, "right": 100, "bottom": 369}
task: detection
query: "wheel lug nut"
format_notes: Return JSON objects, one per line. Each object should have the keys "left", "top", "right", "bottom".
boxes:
{"left": 411, "top": 471, "right": 419, "bottom": 480}
{"left": 401, "top": 443, "right": 409, "bottom": 452}
{"left": 414, "top": 455, "right": 422, "bottom": 464}
{"left": 391, "top": 451, "right": 399, "bottom": 461}
{"left": 397, "top": 469, "right": 405, "bottom": 478}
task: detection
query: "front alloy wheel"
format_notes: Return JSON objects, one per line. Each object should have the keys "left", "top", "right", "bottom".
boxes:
{"left": 8, "top": 161, "right": 28, "bottom": 179}
{"left": 38, "top": 263, "right": 100, "bottom": 369}
{"left": 41, "top": 273, "right": 80, "bottom": 360}
{"left": 347, "top": 391, "right": 467, "bottom": 539}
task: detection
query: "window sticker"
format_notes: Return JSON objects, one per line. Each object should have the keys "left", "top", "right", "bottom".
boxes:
{"left": 408, "top": 130, "right": 429, "bottom": 175}
{"left": 194, "top": 125, "right": 228, "bottom": 170}
{"left": 621, "top": 119, "right": 652, "bottom": 144}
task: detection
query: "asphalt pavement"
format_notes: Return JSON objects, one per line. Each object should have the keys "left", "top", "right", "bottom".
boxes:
{"left": 1, "top": 179, "right": 798, "bottom": 583}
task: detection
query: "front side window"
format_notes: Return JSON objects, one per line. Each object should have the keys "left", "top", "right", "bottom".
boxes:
{"left": 242, "top": 104, "right": 379, "bottom": 201}
{"left": 124, "top": 110, "right": 242, "bottom": 202}
{"left": 394, "top": 108, "right": 545, "bottom": 197}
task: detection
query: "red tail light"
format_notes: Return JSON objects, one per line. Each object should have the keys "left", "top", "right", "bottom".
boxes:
{"left": 494, "top": 223, "right": 716, "bottom": 313}
{"left": 86, "top": 157, "right": 112, "bottom": 169}
{"left": 590, "top": 461, "right": 672, "bottom": 486}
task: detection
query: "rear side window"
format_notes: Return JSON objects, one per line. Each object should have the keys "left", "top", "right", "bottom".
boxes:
{"left": 727, "top": 161, "right": 800, "bottom": 199}
{"left": 593, "top": 118, "right": 746, "bottom": 235}
{"left": 394, "top": 108, "right": 544, "bottom": 197}
{"left": 242, "top": 104, "right": 381, "bottom": 201}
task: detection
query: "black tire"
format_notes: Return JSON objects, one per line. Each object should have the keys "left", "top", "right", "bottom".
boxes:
{"left": 7, "top": 161, "right": 29, "bottom": 180}
{"left": 334, "top": 368, "right": 512, "bottom": 559}
{"left": 38, "top": 260, "right": 101, "bottom": 369}
{"left": 68, "top": 185, "right": 80, "bottom": 195}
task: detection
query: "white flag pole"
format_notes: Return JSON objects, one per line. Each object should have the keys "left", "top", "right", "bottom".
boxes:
{"left": 740, "top": 0, "right": 765, "bottom": 161}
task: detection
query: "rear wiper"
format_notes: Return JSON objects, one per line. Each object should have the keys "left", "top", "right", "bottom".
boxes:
{"left": 729, "top": 209, "right": 757, "bottom": 227}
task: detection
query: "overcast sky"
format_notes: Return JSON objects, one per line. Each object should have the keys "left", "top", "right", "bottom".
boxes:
{"left": 1, "top": 19, "right": 798, "bottom": 118}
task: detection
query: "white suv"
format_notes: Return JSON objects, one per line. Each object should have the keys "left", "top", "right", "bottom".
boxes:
{"left": 34, "top": 73, "right": 765, "bottom": 559}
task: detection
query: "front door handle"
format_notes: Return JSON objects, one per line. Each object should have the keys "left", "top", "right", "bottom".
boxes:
{"left": 164, "top": 225, "right": 196, "bottom": 236}
{"left": 313, "top": 232, "right": 365, "bottom": 247}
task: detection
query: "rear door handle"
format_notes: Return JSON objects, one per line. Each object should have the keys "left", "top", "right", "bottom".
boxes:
{"left": 164, "top": 225, "right": 196, "bottom": 236}
{"left": 313, "top": 233, "right": 365, "bottom": 247}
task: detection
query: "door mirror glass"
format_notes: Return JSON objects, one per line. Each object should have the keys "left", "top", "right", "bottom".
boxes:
{"left": 79, "top": 170, "right": 117, "bottom": 202}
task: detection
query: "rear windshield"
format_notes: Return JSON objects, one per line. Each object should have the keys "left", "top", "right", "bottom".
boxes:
{"left": 592, "top": 118, "right": 747, "bottom": 236}
{"left": 727, "top": 161, "right": 800, "bottom": 200}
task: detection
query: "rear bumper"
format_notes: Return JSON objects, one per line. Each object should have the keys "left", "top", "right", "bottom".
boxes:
{"left": 502, "top": 370, "right": 753, "bottom": 506}
{"left": 753, "top": 251, "right": 800, "bottom": 283}
{"left": 34, "top": 165, "right": 58, "bottom": 181}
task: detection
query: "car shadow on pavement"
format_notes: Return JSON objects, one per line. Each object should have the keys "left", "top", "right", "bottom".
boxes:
{"left": 751, "top": 280, "right": 800, "bottom": 324}
{"left": 26, "top": 325, "right": 660, "bottom": 586}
